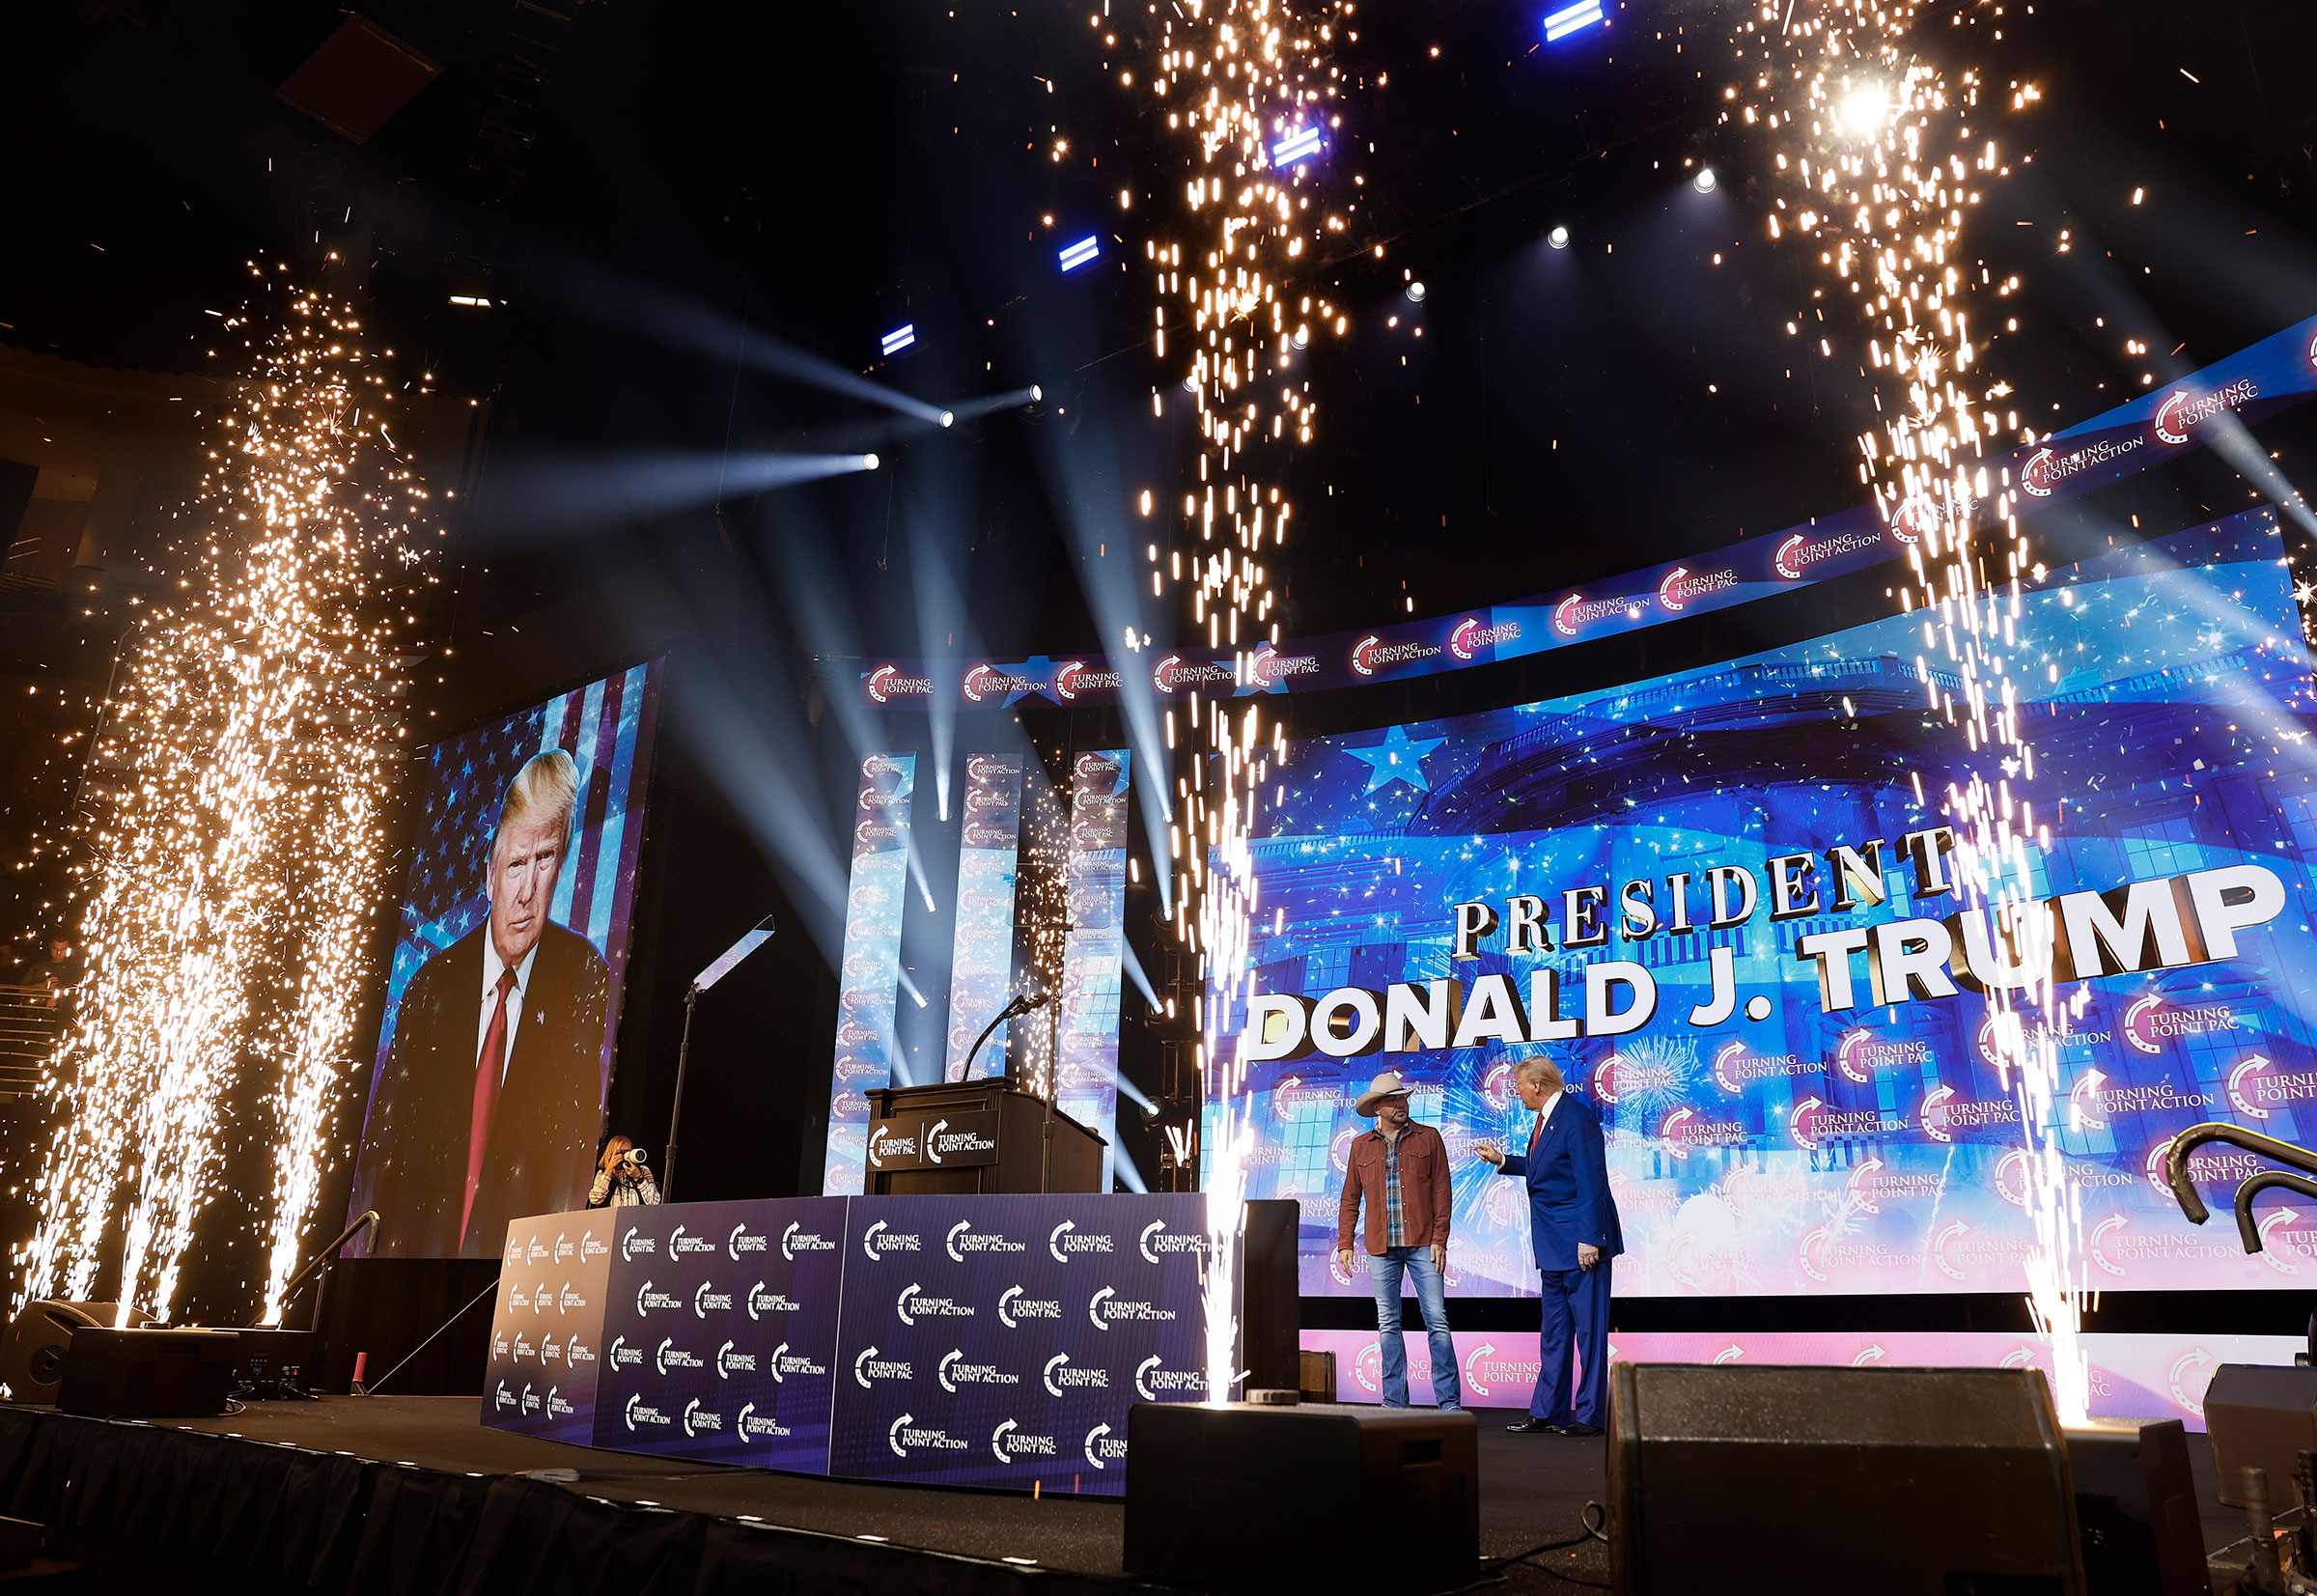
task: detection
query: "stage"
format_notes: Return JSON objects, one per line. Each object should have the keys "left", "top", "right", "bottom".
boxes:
{"left": 0, "top": 1393, "right": 2269, "bottom": 1592}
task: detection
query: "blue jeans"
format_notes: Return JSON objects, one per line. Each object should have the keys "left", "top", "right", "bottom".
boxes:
{"left": 1366, "top": 1247, "right": 1461, "bottom": 1410}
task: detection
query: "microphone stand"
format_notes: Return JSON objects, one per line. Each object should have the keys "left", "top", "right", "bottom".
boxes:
{"left": 662, "top": 913, "right": 778, "bottom": 1203}
{"left": 663, "top": 983, "right": 700, "bottom": 1203}
{"left": 250, "top": 1210, "right": 377, "bottom": 1331}
{"left": 976, "top": 991, "right": 1058, "bottom": 1190}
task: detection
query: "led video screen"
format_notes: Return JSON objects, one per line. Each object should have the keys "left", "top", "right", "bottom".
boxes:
{"left": 349, "top": 658, "right": 666, "bottom": 1257}
{"left": 1216, "top": 512, "right": 2317, "bottom": 1298}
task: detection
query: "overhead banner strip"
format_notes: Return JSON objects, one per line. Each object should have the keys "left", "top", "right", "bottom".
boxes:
{"left": 843, "top": 314, "right": 2317, "bottom": 710}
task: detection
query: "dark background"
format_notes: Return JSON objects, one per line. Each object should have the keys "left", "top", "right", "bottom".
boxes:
{"left": 1, "top": 0, "right": 2315, "bottom": 1345}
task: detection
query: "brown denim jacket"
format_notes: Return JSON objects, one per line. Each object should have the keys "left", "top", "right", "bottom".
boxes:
{"left": 1335, "top": 1121, "right": 1451, "bottom": 1254}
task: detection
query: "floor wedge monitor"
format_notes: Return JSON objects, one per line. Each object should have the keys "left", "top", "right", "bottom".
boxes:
{"left": 1609, "top": 1362, "right": 2083, "bottom": 1596}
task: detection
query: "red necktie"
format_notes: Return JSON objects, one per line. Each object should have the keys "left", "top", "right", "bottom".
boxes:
{"left": 464, "top": 969, "right": 516, "bottom": 1244}
{"left": 1527, "top": 1107, "right": 1546, "bottom": 1158}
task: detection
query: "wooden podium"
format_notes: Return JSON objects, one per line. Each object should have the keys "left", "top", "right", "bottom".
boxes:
{"left": 862, "top": 1080, "right": 1106, "bottom": 1195}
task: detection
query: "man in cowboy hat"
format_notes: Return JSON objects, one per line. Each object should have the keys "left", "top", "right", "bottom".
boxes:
{"left": 1335, "top": 1069, "right": 1462, "bottom": 1412}
{"left": 1477, "top": 1056, "right": 1623, "bottom": 1436}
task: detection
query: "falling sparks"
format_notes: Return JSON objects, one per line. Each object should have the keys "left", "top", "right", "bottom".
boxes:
{"left": 1132, "top": 0, "right": 1349, "bottom": 1399}
{"left": 1729, "top": 2, "right": 2087, "bottom": 1417}
{"left": 17, "top": 274, "right": 428, "bottom": 1327}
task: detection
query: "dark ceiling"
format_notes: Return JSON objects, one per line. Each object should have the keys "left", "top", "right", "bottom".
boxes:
{"left": 5, "top": 0, "right": 2316, "bottom": 662}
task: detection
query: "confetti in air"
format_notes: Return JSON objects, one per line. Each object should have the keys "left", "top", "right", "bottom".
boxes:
{"left": 1129, "top": 0, "right": 1351, "bottom": 1399}
{"left": 16, "top": 273, "right": 429, "bottom": 1328}
{"left": 1725, "top": 2, "right": 2086, "bottom": 1416}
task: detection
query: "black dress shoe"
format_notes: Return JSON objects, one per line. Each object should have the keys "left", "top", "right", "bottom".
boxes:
{"left": 1551, "top": 1421, "right": 1604, "bottom": 1437}
{"left": 1504, "top": 1416, "right": 1556, "bottom": 1434}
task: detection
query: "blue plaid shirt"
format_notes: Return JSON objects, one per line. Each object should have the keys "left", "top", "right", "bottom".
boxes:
{"left": 1382, "top": 1125, "right": 1409, "bottom": 1248}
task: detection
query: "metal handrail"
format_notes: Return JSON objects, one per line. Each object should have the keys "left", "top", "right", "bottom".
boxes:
{"left": 2163, "top": 1122, "right": 2317, "bottom": 1247}
{"left": 2232, "top": 1170, "right": 2317, "bottom": 1254}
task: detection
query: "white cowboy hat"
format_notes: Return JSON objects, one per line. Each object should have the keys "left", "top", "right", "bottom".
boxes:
{"left": 1354, "top": 1069, "right": 1413, "bottom": 1118}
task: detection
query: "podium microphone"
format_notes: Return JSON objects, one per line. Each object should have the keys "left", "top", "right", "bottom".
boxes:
{"left": 962, "top": 988, "right": 1049, "bottom": 1079}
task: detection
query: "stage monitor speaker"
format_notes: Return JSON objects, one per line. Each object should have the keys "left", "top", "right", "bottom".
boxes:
{"left": 1124, "top": 1401, "right": 1478, "bottom": 1593}
{"left": 2063, "top": 1418, "right": 2208, "bottom": 1596}
{"left": 0, "top": 1302, "right": 156, "bottom": 1404}
{"left": 57, "top": 1328, "right": 236, "bottom": 1418}
{"left": 225, "top": 1328, "right": 318, "bottom": 1399}
{"left": 1610, "top": 1363, "right": 2083, "bottom": 1596}
{"left": 2203, "top": 1362, "right": 2317, "bottom": 1510}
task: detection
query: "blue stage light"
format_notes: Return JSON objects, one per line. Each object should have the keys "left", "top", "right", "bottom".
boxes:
{"left": 879, "top": 323, "right": 916, "bottom": 357}
{"left": 1059, "top": 235, "right": 1102, "bottom": 272}
{"left": 1544, "top": 0, "right": 1604, "bottom": 42}
{"left": 1270, "top": 125, "right": 1322, "bottom": 167}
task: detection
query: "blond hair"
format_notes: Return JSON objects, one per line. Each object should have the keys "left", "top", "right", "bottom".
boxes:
{"left": 495, "top": 749, "right": 579, "bottom": 856}
{"left": 1517, "top": 1056, "right": 1566, "bottom": 1093}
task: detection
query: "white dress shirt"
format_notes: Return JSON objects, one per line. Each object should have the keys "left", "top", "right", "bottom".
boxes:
{"left": 1532, "top": 1088, "right": 1563, "bottom": 1145}
{"left": 477, "top": 939, "right": 541, "bottom": 1085}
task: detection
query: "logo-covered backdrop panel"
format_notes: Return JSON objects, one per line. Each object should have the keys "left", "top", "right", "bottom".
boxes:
{"left": 485, "top": 1194, "right": 1224, "bottom": 1496}
{"left": 486, "top": 1213, "right": 614, "bottom": 1443}
{"left": 587, "top": 1198, "right": 847, "bottom": 1470}
{"left": 830, "top": 1194, "right": 1209, "bottom": 1492}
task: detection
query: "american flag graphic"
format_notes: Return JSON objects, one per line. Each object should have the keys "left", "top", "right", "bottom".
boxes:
{"left": 356, "top": 658, "right": 667, "bottom": 1135}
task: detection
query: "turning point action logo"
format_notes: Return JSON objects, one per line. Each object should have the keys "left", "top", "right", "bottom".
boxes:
{"left": 1448, "top": 617, "right": 1520, "bottom": 661}
{"left": 1773, "top": 528, "right": 1880, "bottom": 580}
{"left": 1350, "top": 633, "right": 1440, "bottom": 678}
{"left": 1551, "top": 592, "right": 1633, "bottom": 638}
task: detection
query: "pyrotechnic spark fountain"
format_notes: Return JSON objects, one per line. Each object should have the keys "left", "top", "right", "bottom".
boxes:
{"left": 17, "top": 272, "right": 428, "bottom": 1328}
{"left": 1124, "top": 0, "right": 1354, "bottom": 1398}
{"left": 1725, "top": 2, "right": 2087, "bottom": 1415}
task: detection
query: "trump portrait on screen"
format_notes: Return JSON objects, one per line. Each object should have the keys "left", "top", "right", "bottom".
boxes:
{"left": 358, "top": 749, "right": 612, "bottom": 1257}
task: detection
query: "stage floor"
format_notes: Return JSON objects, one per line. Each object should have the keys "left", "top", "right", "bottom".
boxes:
{"left": 0, "top": 1394, "right": 2265, "bottom": 1592}
{"left": 193, "top": 1396, "right": 1623, "bottom": 1583}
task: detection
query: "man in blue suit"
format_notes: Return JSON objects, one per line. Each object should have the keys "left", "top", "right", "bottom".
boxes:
{"left": 1477, "top": 1056, "right": 1623, "bottom": 1436}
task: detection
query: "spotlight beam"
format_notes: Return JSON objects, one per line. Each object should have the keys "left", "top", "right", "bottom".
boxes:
{"left": 481, "top": 449, "right": 879, "bottom": 536}
{"left": 938, "top": 385, "right": 1047, "bottom": 424}
{"left": 539, "top": 263, "right": 947, "bottom": 424}
{"left": 743, "top": 337, "right": 947, "bottom": 426}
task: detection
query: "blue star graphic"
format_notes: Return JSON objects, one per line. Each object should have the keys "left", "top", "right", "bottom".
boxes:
{"left": 1342, "top": 724, "right": 1446, "bottom": 793}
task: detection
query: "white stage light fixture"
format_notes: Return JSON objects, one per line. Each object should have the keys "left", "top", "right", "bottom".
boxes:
{"left": 1270, "top": 126, "right": 1322, "bottom": 167}
{"left": 1059, "top": 235, "right": 1102, "bottom": 272}
{"left": 1029, "top": 384, "right": 1043, "bottom": 402}
{"left": 879, "top": 323, "right": 916, "bottom": 357}
{"left": 1544, "top": 0, "right": 1605, "bottom": 42}
{"left": 1693, "top": 167, "right": 1718, "bottom": 194}
{"left": 1548, "top": 224, "right": 1571, "bottom": 249}
{"left": 863, "top": 453, "right": 881, "bottom": 470}
{"left": 939, "top": 409, "right": 956, "bottom": 428}
{"left": 1405, "top": 282, "right": 1426, "bottom": 303}
{"left": 1292, "top": 325, "right": 1310, "bottom": 349}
